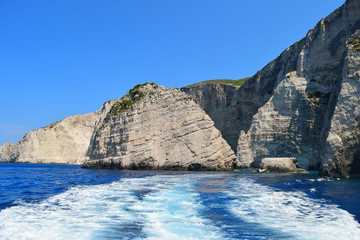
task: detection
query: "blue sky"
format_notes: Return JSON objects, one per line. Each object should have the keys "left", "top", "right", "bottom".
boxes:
{"left": 0, "top": 0, "right": 345, "bottom": 145}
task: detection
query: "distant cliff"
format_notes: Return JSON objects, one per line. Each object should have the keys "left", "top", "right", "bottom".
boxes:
{"left": 182, "top": 0, "right": 360, "bottom": 177}
{"left": 0, "top": 112, "right": 99, "bottom": 164}
{"left": 83, "top": 83, "right": 236, "bottom": 170}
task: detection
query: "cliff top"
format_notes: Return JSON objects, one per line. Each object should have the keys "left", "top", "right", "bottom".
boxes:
{"left": 182, "top": 77, "right": 250, "bottom": 88}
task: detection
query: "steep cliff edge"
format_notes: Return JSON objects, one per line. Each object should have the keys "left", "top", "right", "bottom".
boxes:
{"left": 0, "top": 112, "right": 100, "bottom": 164}
{"left": 240, "top": 0, "right": 360, "bottom": 176}
{"left": 183, "top": 0, "right": 360, "bottom": 177}
{"left": 321, "top": 29, "right": 360, "bottom": 177}
{"left": 82, "top": 83, "right": 236, "bottom": 170}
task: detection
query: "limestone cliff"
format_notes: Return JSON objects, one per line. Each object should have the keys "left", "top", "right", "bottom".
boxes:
{"left": 0, "top": 112, "right": 100, "bottom": 164}
{"left": 239, "top": 0, "right": 360, "bottom": 176}
{"left": 181, "top": 83, "right": 242, "bottom": 152}
{"left": 183, "top": 0, "right": 360, "bottom": 177}
{"left": 0, "top": 83, "right": 236, "bottom": 169}
{"left": 321, "top": 29, "right": 360, "bottom": 177}
{"left": 82, "top": 83, "right": 236, "bottom": 170}
{"left": 236, "top": 71, "right": 326, "bottom": 169}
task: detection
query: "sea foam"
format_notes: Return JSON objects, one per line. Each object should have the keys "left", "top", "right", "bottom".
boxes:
{"left": 1, "top": 174, "right": 359, "bottom": 240}
{"left": 227, "top": 178, "right": 360, "bottom": 240}
{"left": 0, "top": 175, "right": 222, "bottom": 240}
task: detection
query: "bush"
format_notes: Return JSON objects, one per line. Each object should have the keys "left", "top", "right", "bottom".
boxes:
{"left": 348, "top": 35, "right": 360, "bottom": 52}
{"left": 108, "top": 98, "right": 134, "bottom": 116}
{"left": 122, "top": 98, "right": 133, "bottom": 106}
{"left": 107, "top": 82, "right": 158, "bottom": 117}
{"left": 288, "top": 68, "right": 295, "bottom": 73}
{"left": 354, "top": 42, "right": 360, "bottom": 52}
{"left": 307, "top": 91, "right": 332, "bottom": 105}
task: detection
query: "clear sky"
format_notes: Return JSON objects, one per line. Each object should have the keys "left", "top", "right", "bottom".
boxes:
{"left": 0, "top": 0, "right": 345, "bottom": 145}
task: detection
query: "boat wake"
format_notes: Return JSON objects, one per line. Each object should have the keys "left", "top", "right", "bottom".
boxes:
{"left": 0, "top": 174, "right": 359, "bottom": 239}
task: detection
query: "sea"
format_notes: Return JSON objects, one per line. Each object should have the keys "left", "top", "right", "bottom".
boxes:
{"left": 0, "top": 163, "right": 359, "bottom": 240}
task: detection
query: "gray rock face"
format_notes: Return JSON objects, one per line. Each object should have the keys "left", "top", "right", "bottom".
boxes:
{"left": 181, "top": 84, "right": 242, "bottom": 152}
{"left": 321, "top": 28, "right": 360, "bottom": 178}
{"left": 83, "top": 84, "right": 236, "bottom": 170}
{"left": 237, "top": 71, "right": 326, "bottom": 169}
{"left": 0, "top": 83, "right": 236, "bottom": 169}
{"left": 0, "top": 112, "right": 100, "bottom": 164}
{"left": 259, "top": 157, "right": 298, "bottom": 173}
{"left": 182, "top": 40, "right": 307, "bottom": 156}
{"left": 183, "top": 0, "right": 360, "bottom": 177}
{"left": 0, "top": 142, "right": 17, "bottom": 163}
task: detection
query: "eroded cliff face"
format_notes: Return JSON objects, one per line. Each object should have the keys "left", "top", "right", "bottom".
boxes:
{"left": 237, "top": 72, "right": 327, "bottom": 169}
{"left": 0, "top": 112, "right": 100, "bottom": 164}
{"left": 83, "top": 84, "right": 236, "bottom": 170}
{"left": 0, "top": 83, "right": 236, "bottom": 169}
{"left": 181, "top": 84, "right": 242, "bottom": 152}
{"left": 0, "top": 142, "right": 17, "bottom": 163}
{"left": 183, "top": 0, "right": 360, "bottom": 177}
{"left": 240, "top": 0, "right": 360, "bottom": 176}
{"left": 321, "top": 29, "right": 360, "bottom": 177}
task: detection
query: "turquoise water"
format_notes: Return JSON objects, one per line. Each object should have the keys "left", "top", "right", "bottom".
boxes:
{"left": 0, "top": 163, "right": 359, "bottom": 239}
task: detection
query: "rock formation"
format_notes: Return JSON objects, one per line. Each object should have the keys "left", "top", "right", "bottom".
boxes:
{"left": 181, "top": 83, "right": 243, "bottom": 152}
{"left": 82, "top": 83, "right": 236, "bottom": 170}
{"left": 258, "top": 157, "right": 301, "bottom": 173}
{"left": 236, "top": 71, "right": 325, "bottom": 169}
{"left": 0, "top": 83, "right": 236, "bottom": 170}
{"left": 0, "top": 112, "right": 100, "bottom": 164}
{"left": 183, "top": 0, "right": 360, "bottom": 177}
{"left": 321, "top": 28, "right": 360, "bottom": 177}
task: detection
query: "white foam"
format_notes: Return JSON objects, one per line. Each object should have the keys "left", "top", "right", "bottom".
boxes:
{"left": 2, "top": 173, "right": 359, "bottom": 240}
{"left": 0, "top": 175, "right": 223, "bottom": 240}
{"left": 0, "top": 180, "right": 140, "bottom": 240}
{"left": 130, "top": 179, "right": 222, "bottom": 240}
{"left": 227, "top": 178, "right": 360, "bottom": 240}
{"left": 315, "top": 178, "right": 339, "bottom": 182}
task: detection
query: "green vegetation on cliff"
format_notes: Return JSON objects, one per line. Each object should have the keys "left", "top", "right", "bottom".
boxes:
{"left": 349, "top": 34, "right": 360, "bottom": 52}
{"left": 307, "top": 91, "right": 332, "bottom": 105}
{"left": 97, "top": 82, "right": 159, "bottom": 135}
{"left": 183, "top": 77, "right": 250, "bottom": 88}
{"left": 107, "top": 82, "right": 158, "bottom": 117}
{"left": 108, "top": 99, "right": 134, "bottom": 116}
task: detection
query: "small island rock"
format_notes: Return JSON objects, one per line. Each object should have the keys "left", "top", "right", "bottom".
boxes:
{"left": 258, "top": 157, "right": 306, "bottom": 173}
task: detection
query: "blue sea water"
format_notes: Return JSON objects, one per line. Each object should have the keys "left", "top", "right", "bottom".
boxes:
{"left": 0, "top": 163, "right": 360, "bottom": 239}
